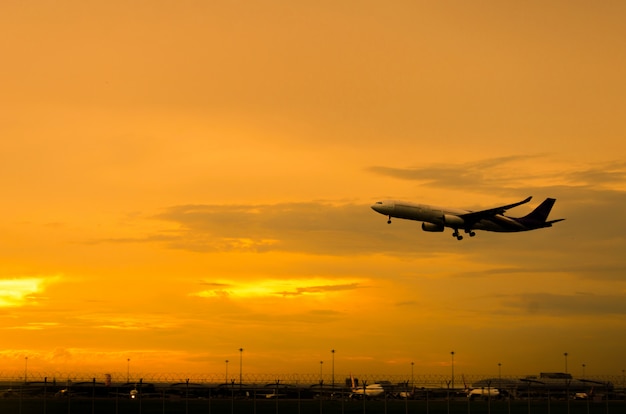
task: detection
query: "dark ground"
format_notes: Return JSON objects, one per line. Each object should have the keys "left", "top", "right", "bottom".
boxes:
{"left": 1, "top": 398, "right": 625, "bottom": 414}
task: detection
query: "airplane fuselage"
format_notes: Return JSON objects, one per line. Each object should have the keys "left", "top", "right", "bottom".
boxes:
{"left": 467, "top": 387, "right": 500, "bottom": 400}
{"left": 376, "top": 200, "right": 526, "bottom": 233}
{"left": 371, "top": 197, "right": 563, "bottom": 240}
{"left": 350, "top": 384, "right": 385, "bottom": 398}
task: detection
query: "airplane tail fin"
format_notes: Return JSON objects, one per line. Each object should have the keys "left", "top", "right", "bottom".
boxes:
{"left": 520, "top": 198, "right": 565, "bottom": 227}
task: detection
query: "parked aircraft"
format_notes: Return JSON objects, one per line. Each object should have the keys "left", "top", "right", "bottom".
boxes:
{"left": 467, "top": 387, "right": 500, "bottom": 400}
{"left": 371, "top": 196, "right": 564, "bottom": 240}
{"left": 462, "top": 376, "right": 501, "bottom": 400}
{"left": 349, "top": 375, "right": 387, "bottom": 398}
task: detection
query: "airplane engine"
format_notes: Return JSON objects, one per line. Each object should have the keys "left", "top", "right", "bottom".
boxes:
{"left": 443, "top": 214, "right": 465, "bottom": 227}
{"left": 422, "top": 222, "right": 444, "bottom": 232}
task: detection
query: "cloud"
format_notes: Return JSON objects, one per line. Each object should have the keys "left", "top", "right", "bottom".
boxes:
{"left": 74, "top": 314, "right": 180, "bottom": 331}
{"left": 501, "top": 292, "right": 626, "bottom": 317}
{"left": 90, "top": 158, "right": 626, "bottom": 294}
{"left": 78, "top": 157, "right": 624, "bottom": 268}
{"left": 0, "top": 277, "right": 58, "bottom": 308}
{"left": 367, "top": 156, "right": 626, "bottom": 193}
{"left": 192, "top": 278, "right": 364, "bottom": 299}
{"left": 366, "top": 155, "right": 546, "bottom": 191}
{"left": 274, "top": 282, "right": 362, "bottom": 297}
{"left": 467, "top": 186, "right": 626, "bottom": 282}
{"left": 564, "top": 161, "right": 626, "bottom": 188}
{"left": 154, "top": 202, "right": 394, "bottom": 255}
{"left": 8, "top": 322, "right": 60, "bottom": 330}
{"left": 99, "top": 176, "right": 625, "bottom": 295}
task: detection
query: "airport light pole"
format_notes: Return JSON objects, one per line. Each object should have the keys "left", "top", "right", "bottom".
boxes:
{"left": 563, "top": 352, "right": 570, "bottom": 409}
{"left": 127, "top": 358, "right": 130, "bottom": 383}
{"left": 498, "top": 363, "right": 502, "bottom": 390}
{"left": 319, "top": 361, "right": 324, "bottom": 385}
{"left": 582, "top": 363, "right": 586, "bottom": 378}
{"left": 411, "top": 362, "right": 415, "bottom": 390}
{"left": 331, "top": 349, "right": 335, "bottom": 391}
{"left": 225, "top": 360, "right": 229, "bottom": 384}
{"left": 24, "top": 356, "right": 28, "bottom": 382}
{"left": 239, "top": 348, "right": 243, "bottom": 387}
{"left": 450, "top": 351, "right": 455, "bottom": 390}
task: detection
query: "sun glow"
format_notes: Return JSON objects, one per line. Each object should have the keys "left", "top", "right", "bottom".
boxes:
{"left": 0, "top": 278, "right": 53, "bottom": 307}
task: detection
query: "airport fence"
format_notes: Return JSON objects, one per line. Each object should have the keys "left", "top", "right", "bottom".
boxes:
{"left": 1, "top": 371, "right": 624, "bottom": 389}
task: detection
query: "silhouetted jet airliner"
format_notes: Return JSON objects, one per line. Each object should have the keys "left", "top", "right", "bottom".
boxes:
{"left": 371, "top": 196, "right": 564, "bottom": 240}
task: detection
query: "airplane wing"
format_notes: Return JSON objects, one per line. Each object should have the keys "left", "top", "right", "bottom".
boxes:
{"left": 459, "top": 196, "right": 532, "bottom": 222}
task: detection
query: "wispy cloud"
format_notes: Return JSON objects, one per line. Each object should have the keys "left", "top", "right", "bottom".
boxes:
{"left": 153, "top": 202, "right": 390, "bottom": 255}
{"left": 367, "top": 156, "right": 626, "bottom": 192}
{"left": 75, "top": 314, "right": 180, "bottom": 331}
{"left": 8, "top": 322, "right": 60, "bottom": 330}
{"left": 501, "top": 292, "right": 626, "bottom": 317}
{"left": 274, "top": 282, "right": 362, "bottom": 297}
{"left": 192, "top": 278, "right": 364, "bottom": 299}
{"left": 564, "top": 161, "right": 626, "bottom": 188}
{"left": 367, "top": 155, "right": 545, "bottom": 190}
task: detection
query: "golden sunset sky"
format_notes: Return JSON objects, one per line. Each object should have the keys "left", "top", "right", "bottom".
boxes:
{"left": 1, "top": 1, "right": 625, "bottom": 381}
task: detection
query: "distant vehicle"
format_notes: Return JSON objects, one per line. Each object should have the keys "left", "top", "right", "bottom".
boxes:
{"left": 371, "top": 196, "right": 564, "bottom": 240}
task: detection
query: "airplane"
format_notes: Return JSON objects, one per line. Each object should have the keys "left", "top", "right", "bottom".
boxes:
{"left": 371, "top": 196, "right": 564, "bottom": 240}
{"left": 467, "top": 387, "right": 500, "bottom": 400}
{"left": 349, "top": 375, "right": 387, "bottom": 398}
{"left": 462, "top": 376, "right": 501, "bottom": 400}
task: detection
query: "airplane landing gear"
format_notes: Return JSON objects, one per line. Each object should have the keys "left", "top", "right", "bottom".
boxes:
{"left": 452, "top": 230, "right": 463, "bottom": 240}
{"left": 465, "top": 230, "right": 476, "bottom": 237}
{"left": 387, "top": 216, "right": 392, "bottom": 224}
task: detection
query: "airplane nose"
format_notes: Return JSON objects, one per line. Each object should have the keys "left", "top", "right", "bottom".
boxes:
{"left": 371, "top": 202, "right": 385, "bottom": 214}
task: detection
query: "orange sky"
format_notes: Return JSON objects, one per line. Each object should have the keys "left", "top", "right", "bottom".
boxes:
{"left": 1, "top": 1, "right": 626, "bottom": 382}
